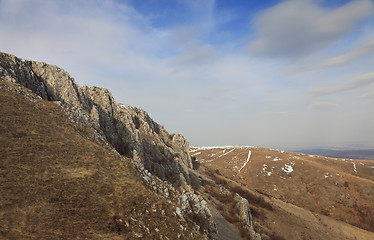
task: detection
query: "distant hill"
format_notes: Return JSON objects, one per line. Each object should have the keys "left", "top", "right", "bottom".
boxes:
{"left": 296, "top": 149, "right": 374, "bottom": 160}
{"left": 190, "top": 146, "right": 374, "bottom": 240}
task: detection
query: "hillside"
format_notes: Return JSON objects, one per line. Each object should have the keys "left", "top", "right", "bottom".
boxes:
{"left": 0, "top": 80, "right": 212, "bottom": 239}
{"left": 191, "top": 146, "right": 374, "bottom": 240}
{"left": 0, "top": 52, "right": 218, "bottom": 239}
{"left": 2, "top": 51, "right": 373, "bottom": 240}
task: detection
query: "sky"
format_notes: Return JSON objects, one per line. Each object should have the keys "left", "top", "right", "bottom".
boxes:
{"left": 1, "top": 0, "right": 374, "bottom": 150}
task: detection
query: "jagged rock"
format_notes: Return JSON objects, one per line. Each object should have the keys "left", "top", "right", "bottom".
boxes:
{"left": 234, "top": 193, "right": 253, "bottom": 226}
{"left": 179, "top": 191, "right": 216, "bottom": 235}
{"left": 234, "top": 193, "right": 262, "bottom": 240}
{"left": 0, "top": 52, "right": 192, "bottom": 189}
{"left": 0, "top": 52, "right": 216, "bottom": 236}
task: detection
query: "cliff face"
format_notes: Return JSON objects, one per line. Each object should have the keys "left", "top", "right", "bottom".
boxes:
{"left": 0, "top": 52, "right": 215, "bottom": 235}
{"left": 0, "top": 52, "right": 192, "bottom": 190}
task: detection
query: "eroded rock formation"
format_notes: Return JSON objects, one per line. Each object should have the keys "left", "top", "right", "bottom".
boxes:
{"left": 0, "top": 52, "right": 215, "bottom": 236}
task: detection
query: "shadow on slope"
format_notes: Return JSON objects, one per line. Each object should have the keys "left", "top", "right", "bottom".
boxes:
{"left": 0, "top": 81, "right": 197, "bottom": 239}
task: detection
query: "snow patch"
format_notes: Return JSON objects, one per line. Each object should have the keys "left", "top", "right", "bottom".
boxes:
{"left": 238, "top": 150, "right": 251, "bottom": 173}
{"left": 281, "top": 164, "right": 293, "bottom": 174}
{"left": 191, "top": 152, "right": 201, "bottom": 156}
{"left": 265, "top": 156, "right": 271, "bottom": 159}
{"left": 262, "top": 164, "right": 274, "bottom": 176}
{"left": 191, "top": 145, "right": 254, "bottom": 150}
{"left": 204, "top": 148, "right": 236, "bottom": 163}
{"left": 273, "top": 184, "right": 277, "bottom": 191}
{"left": 272, "top": 157, "right": 282, "bottom": 161}
{"left": 352, "top": 162, "right": 357, "bottom": 174}
{"left": 262, "top": 164, "right": 267, "bottom": 172}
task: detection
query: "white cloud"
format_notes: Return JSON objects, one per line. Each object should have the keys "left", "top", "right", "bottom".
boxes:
{"left": 1, "top": 0, "right": 373, "bottom": 149}
{"left": 0, "top": 0, "right": 176, "bottom": 85}
{"left": 247, "top": 0, "right": 374, "bottom": 58}
{"left": 309, "top": 72, "right": 374, "bottom": 96}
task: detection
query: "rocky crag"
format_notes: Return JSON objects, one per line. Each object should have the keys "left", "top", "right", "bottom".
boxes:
{"left": 0, "top": 52, "right": 215, "bottom": 236}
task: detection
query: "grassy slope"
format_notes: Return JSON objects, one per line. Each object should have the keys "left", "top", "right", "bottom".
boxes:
{"left": 0, "top": 81, "right": 198, "bottom": 239}
{"left": 192, "top": 146, "right": 374, "bottom": 240}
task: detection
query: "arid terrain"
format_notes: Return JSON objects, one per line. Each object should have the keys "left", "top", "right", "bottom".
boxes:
{"left": 0, "top": 80, "right": 206, "bottom": 239}
{"left": 1, "top": 51, "right": 374, "bottom": 240}
{"left": 0, "top": 52, "right": 217, "bottom": 239}
{"left": 190, "top": 146, "right": 374, "bottom": 240}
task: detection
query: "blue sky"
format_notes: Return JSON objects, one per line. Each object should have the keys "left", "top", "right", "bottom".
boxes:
{"left": 1, "top": 0, "right": 374, "bottom": 150}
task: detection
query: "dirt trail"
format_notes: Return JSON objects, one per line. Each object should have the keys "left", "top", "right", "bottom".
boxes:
{"left": 207, "top": 204, "right": 243, "bottom": 240}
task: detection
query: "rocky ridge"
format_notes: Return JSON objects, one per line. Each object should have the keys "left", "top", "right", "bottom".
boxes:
{"left": 0, "top": 52, "right": 215, "bottom": 236}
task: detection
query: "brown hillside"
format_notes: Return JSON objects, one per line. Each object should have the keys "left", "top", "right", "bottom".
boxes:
{"left": 0, "top": 81, "right": 203, "bottom": 239}
{"left": 191, "top": 146, "right": 374, "bottom": 240}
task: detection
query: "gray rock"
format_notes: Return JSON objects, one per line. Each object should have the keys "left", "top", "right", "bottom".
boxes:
{"left": 0, "top": 52, "right": 193, "bottom": 190}
{"left": 234, "top": 193, "right": 253, "bottom": 226}
{"left": 0, "top": 51, "right": 217, "bottom": 236}
{"left": 233, "top": 193, "right": 262, "bottom": 240}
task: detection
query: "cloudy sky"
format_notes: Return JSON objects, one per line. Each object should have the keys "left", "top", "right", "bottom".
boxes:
{"left": 1, "top": 0, "right": 374, "bottom": 150}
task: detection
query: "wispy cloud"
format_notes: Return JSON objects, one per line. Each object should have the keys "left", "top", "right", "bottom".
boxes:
{"left": 171, "top": 45, "right": 219, "bottom": 67}
{"left": 247, "top": 0, "right": 374, "bottom": 58}
{"left": 1, "top": 0, "right": 373, "bottom": 149}
{"left": 309, "top": 102, "right": 338, "bottom": 111}
{"left": 359, "top": 91, "right": 374, "bottom": 100}
{"left": 309, "top": 72, "right": 374, "bottom": 96}
{"left": 310, "top": 38, "right": 374, "bottom": 70}
{"left": 263, "top": 111, "right": 290, "bottom": 115}
{"left": 197, "top": 85, "right": 237, "bottom": 102}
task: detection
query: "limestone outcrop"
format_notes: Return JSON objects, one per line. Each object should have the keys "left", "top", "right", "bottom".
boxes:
{"left": 233, "top": 193, "right": 262, "bottom": 240}
{"left": 0, "top": 52, "right": 193, "bottom": 189}
{"left": 0, "top": 52, "right": 215, "bottom": 236}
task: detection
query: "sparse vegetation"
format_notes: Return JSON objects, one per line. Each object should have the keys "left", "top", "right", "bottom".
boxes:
{"left": 231, "top": 186, "right": 273, "bottom": 211}
{"left": 202, "top": 169, "right": 262, "bottom": 239}
{"left": 193, "top": 145, "right": 374, "bottom": 239}
{"left": 0, "top": 82, "right": 203, "bottom": 239}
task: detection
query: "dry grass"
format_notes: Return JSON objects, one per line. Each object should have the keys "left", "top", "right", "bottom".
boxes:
{"left": 230, "top": 186, "right": 273, "bottom": 211}
{"left": 194, "top": 138, "right": 374, "bottom": 239}
{"left": 0, "top": 81, "right": 199, "bottom": 239}
{"left": 202, "top": 170, "right": 260, "bottom": 239}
